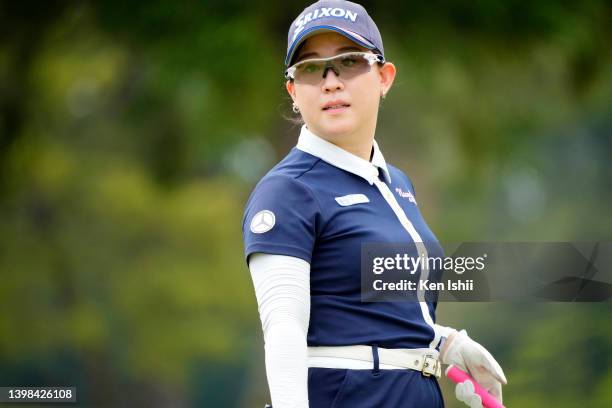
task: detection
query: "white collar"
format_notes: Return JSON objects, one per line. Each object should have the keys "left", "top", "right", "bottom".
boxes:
{"left": 296, "top": 125, "right": 392, "bottom": 185}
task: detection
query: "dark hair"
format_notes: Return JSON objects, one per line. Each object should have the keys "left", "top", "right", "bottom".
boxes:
{"left": 288, "top": 41, "right": 308, "bottom": 68}
{"left": 281, "top": 94, "right": 305, "bottom": 126}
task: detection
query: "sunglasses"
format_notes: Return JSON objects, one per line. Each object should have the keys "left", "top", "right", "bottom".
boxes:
{"left": 285, "top": 52, "right": 385, "bottom": 85}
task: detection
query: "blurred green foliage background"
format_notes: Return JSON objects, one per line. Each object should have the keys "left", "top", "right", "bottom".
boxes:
{"left": 0, "top": 1, "right": 610, "bottom": 406}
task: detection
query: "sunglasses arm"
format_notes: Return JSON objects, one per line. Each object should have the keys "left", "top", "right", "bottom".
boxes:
{"left": 285, "top": 66, "right": 296, "bottom": 81}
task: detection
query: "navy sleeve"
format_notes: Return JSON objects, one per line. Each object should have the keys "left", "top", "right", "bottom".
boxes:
{"left": 242, "top": 174, "right": 320, "bottom": 266}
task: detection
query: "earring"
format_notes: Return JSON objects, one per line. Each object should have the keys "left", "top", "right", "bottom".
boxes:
{"left": 381, "top": 91, "right": 386, "bottom": 100}
{"left": 292, "top": 103, "right": 300, "bottom": 113}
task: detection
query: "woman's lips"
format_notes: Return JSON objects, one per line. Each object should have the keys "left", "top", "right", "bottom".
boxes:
{"left": 322, "top": 104, "right": 351, "bottom": 113}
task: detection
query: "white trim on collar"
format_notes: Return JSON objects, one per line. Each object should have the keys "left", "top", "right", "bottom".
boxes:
{"left": 296, "top": 125, "right": 392, "bottom": 185}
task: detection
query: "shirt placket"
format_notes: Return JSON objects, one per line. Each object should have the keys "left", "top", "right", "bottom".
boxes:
{"left": 370, "top": 166, "right": 439, "bottom": 349}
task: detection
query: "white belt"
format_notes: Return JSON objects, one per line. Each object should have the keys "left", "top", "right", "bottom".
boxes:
{"left": 307, "top": 345, "right": 442, "bottom": 378}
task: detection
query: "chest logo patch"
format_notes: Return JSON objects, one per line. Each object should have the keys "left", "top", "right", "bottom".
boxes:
{"left": 335, "top": 194, "right": 370, "bottom": 206}
{"left": 250, "top": 210, "right": 276, "bottom": 233}
{"left": 395, "top": 187, "right": 417, "bottom": 204}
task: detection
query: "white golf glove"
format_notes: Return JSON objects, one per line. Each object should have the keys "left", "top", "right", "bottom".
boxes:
{"left": 440, "top": 328, "right": 507, "bottom": 408}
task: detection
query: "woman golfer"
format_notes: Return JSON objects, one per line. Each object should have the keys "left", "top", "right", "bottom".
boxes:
{"left": 242, "top": 1, "right": 507, "bottom": 407}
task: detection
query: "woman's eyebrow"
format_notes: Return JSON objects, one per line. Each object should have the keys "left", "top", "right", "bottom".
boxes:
{"left": 294, "top": 46, "right": 364, "bottom": 63}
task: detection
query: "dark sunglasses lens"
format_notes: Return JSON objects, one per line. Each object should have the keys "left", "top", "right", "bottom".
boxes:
{"left": 295, "top": 61, "right": 325, "bottom": 84}
{"left": 336, "top": 55, "right": 371, "bottom": 78}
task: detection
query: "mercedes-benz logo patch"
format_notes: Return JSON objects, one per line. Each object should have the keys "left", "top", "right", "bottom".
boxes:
{"left": 250, "top": 210, "right": 276, "bottom": 234}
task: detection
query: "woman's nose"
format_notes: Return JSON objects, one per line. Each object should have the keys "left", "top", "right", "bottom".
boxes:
{"left": 321, "top": 67, "right": 344, "bottom": 92}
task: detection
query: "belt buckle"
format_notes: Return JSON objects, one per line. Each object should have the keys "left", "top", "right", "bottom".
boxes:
{"left": 421, "top": 354, "right": 439, "bottom": 377}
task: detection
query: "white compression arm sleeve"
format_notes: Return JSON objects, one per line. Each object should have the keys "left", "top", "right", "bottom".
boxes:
{"left": 249, "top": 253, "right": 311, "bottom": 408}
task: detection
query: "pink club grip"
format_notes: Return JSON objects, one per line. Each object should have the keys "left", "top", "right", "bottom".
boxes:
{"left": 445, "top": 365, "right": 505, "bottom": 408}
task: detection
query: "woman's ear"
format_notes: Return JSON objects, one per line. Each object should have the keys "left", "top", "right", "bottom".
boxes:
{"left": 286, "top": 80, "right": 296, "bottom": 102}
{"left": 378, "top": 62, "right": 396, "bottom": 97}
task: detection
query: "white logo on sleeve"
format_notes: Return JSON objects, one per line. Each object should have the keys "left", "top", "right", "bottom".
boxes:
{"left": 250, "top": 210, "right": 276, "bottom": 234}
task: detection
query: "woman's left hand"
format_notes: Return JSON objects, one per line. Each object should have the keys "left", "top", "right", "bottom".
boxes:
{"left": 440, "top": 329, "right": 507, "bottom": 408}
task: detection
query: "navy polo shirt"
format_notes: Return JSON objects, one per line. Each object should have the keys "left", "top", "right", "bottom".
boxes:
{"left": 242, "top": 125, "right": 445, "bottom": 350}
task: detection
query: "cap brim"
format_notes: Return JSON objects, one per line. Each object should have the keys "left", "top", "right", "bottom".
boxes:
{"left": 285, "top": 25, "right": 376, "bottom": 66}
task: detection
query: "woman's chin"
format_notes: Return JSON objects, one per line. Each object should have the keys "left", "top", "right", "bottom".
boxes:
{"left": 318, "top": 117, "right": 357, "bottom": 137}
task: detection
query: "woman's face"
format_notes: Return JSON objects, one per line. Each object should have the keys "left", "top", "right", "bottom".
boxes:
{"left": 286, "top": 32, "right": 396, "bottom": 143}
